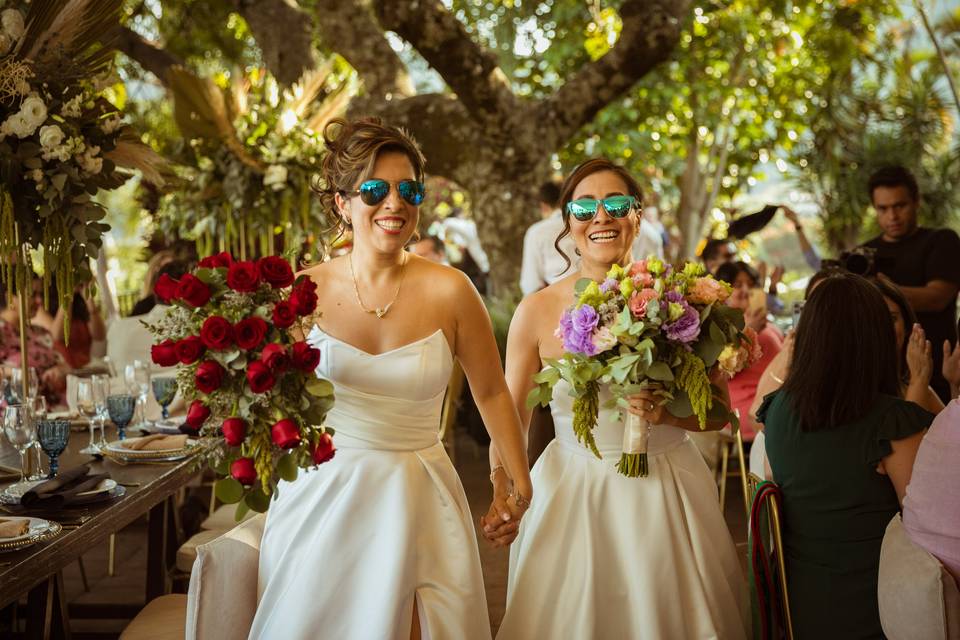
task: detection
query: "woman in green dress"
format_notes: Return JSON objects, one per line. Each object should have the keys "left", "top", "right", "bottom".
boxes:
{"left": 757, "top": 271, "right": 933, "bottom": 639}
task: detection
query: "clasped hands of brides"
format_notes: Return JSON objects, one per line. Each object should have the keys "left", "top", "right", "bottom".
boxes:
{"left": 349, "top": 252, "right": 407, "bottom": 319}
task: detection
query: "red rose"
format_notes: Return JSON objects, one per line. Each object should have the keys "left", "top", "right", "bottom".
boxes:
{"left": 177, "top": 274, "right": 212, "bottom": 308}
{"left": 290, "top": 341, "right": 321, "bottom": 372}
{"left": 271, "top": 418, "right": 301, "bottom": 449}
{"left": 261, "top": 343, "right": 290, "bottom": 372}
{"left": 289, "top": 287, "right": 318, "bottom": 316}
{"left": 198, "top": 252, "right": 234, "bottom": 269}
{"left": 246, "top": 361, "right": 276, "bottom": 394}
{"left": 183, "top": 400, "right": 210, "bottom": 433}
{"left": 227, "top": 260, "right": 260, "bottom": 293}
{"left": 231, "top": 457, "right": 257, "bottom": 486}
{"left": 221, "top": 417, "right": 246, "bottom": 446}
{"left": 199, "top": 316, "right": 234, "bottom": 351}
{"left": 311, "top": 432, "right": 336, "bottom": 465}
{"left": 151, "top": 340, "right": 179, "bottom": 367}
{"left": 258, "top": 256, "right": 294, "bottom": 289}
{"left": 195, "top": 360, "right": 226, "bottom": 394}
{"left": 175, "top": 336, "right": 206, "bottom": 364}
{"left": 154, "top": 274, "right": 180, "bottom": 303}
{"left": 272, "top": 301, "right": 297, "bottom": 329}
{"left": 235, "top": 317, "right": 269, "bottom": 350}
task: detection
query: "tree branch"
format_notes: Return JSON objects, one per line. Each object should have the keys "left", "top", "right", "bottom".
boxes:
{"left": 374, "top": 0, "right": 516, "bottom": 121}
{"left": 232, "top": 0, "right": 317, "bottom": 85}
{"left": 535, "top": 0, "right": 690, "bottom": 152}
{"left": 310, "top": 0, "right": 413, "bottom": 100}
{"left": 114, "top": 25, "right": 184, "bottom": 84}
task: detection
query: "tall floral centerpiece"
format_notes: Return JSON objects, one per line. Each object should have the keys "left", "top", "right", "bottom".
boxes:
{"left": 146, "top": 253, "right": 335, "bottom": 514}
{"left": 0, "top": 0, "right": 163, "bottom": 346}
{"left": 528, "top": 258, "right": 762, "bottom": 477}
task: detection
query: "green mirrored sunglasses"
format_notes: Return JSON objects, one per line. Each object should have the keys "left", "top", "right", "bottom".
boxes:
{"left": 566, "top": 195, "right": 637, "bottom": 222}
{"left": 342, "top": 179, "right": 425, "bottom": 207}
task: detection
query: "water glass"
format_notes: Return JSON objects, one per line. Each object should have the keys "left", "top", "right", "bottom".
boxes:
{"left": 3, "top": 405, "right": 37, "bottom": 483}
{"left": 75, "top": 378, "right": 102, "bottom": 455}
{"left": 125, "top": 361, "right": 151, "bottom": 427}
{"left": 28, "top": 396, "right": 48, "bottom": 480}
{"left": 92, "top": 374, "right": 110, "bottom": 445}
{"left": 37, "top": 419, "right": 70, "bottom": 477}
{"left": 152, "top": 376, "right": 178, "bottom": 424}
{"left": 6, "top": 367, "right": 39, "bottom": 404}
{"left": 107, "top": 394, "right": 136, "bottom": 440}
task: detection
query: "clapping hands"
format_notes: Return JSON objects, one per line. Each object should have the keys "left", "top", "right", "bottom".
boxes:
{"left": 906, "top": 324, "right": 933, "bottom": 387}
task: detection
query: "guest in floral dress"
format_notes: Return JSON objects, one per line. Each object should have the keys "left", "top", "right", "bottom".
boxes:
{"left": 0, "top": 277, "right": 71, "bottom": 407}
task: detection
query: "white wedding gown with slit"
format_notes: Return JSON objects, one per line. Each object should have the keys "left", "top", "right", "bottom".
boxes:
{"left": 249, "top": 327, "right": 491, "bottom": 640}
{"left": 497, "top": 379, "right": 749, "bottom": 640}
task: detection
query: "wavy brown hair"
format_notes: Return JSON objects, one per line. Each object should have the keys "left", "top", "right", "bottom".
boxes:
{"left": 554, "top": 158, "right": 644, "bottom": 272}
{"left": 312, "top": 117, "right": 426, "bottom": 258}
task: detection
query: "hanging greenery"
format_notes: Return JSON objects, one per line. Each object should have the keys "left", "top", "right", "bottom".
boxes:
{"left": 156, "top": 60, "right": 355, "bottom": 262}
{"left": 0, "top": 0, "right": 165, "bottom": 338}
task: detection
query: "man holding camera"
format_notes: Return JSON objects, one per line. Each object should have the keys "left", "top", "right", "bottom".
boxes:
{"left": 862, "top": 165, "right": 960, "bottom": 402}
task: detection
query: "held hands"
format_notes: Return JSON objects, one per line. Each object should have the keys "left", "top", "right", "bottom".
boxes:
{"left": 480, "top": 469, "right": 528, "bottom": 548}
{"left": 906, "top": 324, "right": 933, "bottom": 387}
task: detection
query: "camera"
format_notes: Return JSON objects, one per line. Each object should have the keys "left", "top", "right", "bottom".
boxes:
{"left": 823, "top": 247, "right": 894, "bottom": 277}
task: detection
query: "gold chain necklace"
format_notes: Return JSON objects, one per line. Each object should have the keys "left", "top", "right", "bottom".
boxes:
{"left": 349, "top": 252, "right": 407, "bottom": 319}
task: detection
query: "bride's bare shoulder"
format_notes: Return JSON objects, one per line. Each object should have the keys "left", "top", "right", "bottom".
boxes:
{"left": 296, "top": 257, "right": 344, "bottom": 286}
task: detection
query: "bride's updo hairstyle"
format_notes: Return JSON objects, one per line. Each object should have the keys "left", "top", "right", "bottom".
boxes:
{"left": 313, "top": 116, "right": 426, "bottom": 254}
{"left": 554, "top": 158, "right": 644, "bottom": 270}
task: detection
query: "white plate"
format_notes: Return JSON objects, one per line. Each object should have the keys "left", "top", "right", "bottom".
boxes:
{"left": 76, "top": 478, "right": 117, "bottom": 497}
{"left": 0, "top": 517, "right": 56, "bottom": 544}
{"left": 0, "top": 479, "right": 46, "bottom": 505}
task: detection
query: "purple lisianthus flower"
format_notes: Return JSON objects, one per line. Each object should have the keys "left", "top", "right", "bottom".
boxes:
{"left": 599, "top": 278, "right": 619, "bottom": 293}
{"left": 664, "top": 290, "right": 684, "bottom": 304}
{"left": 663, "top": 302, "right": 701, "bottom": 344}
{"left": 555, "top": 308, "right": 574, "bottom": 341}
{"left": 571, "top": 304, "right": 599, "bottom": 334}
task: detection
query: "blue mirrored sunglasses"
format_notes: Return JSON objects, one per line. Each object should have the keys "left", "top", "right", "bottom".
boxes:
{"left": 342, "top": 179, "right": 425, "bottom": 207}
{"left": 566, "top": 195, "right": 637, "bottom": 221}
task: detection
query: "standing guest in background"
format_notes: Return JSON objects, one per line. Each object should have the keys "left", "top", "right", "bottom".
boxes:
{"left": 440, "top": 207, "right": 490, "bottom": 293}
{"left": 700, "top": 238, "right": 737, "bottom": 275}
{"left": 129, "top": 250, "right": 175, "bottom": 316}
{"left": 519, "top": 180, "right": 577, "bottom": 295}
{"left": 407, "top": 234, "right": 448, "bottom": 264}
{"left": 33, "top": 285, "right": 106, "bottom": 369}
{"left": 715, "top": 261, "right": 783, "bottom": 441}
{"left": 757, "top": 271, "right": 933, "bottom": 640}
{"left": 862, "top": 165, "right": 960, "bottom": 402}
{"left": 0, "top": 277, "right": 71, "bottom": 406}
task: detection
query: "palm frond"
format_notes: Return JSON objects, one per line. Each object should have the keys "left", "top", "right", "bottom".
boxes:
{"left": 288, "top": 59, "right": 336, "bottom": 119}
{"left": 23, "top": 0, "right": 123, "bottom": 68}
{"left": 305, "top": 82, "right": 351, "bottom": 134}
{"left": 104, "top": 136, "right": 168, "bottom": 187}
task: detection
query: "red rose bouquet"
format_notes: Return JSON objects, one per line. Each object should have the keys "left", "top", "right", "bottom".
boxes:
{"left": 146, "top": 253, "right": 335, "bottom": 515}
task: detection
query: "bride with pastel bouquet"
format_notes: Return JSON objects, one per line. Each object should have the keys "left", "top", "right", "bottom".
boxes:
{"left": 487, "top": 158, "right": 752, "bottom": 639}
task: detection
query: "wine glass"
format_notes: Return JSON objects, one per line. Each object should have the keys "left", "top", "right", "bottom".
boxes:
{"left": 5, "top": 366, "right": 38, "bottom": 404}
{"left": 106, "top": 394, "right": 136, "bottom": 440}
{"left": 27, "top": 396, "right": 48, "bottom": 479}
{"left": 125, "top": 361, "right": 151, "bottom": 428}
{"left": 75, "top": 378, "right": 101, "bottom": 455}
{"left": 3, "top": 405, "right": 37, "bottom": 484}
{"left": 151, "top": 376, "right": 178, "bottom": 425}
{"left": 37, "top": 419, "right": 70, "bottom": 477}
{"left": 92, "top": 374, "right": 110, "bottom": 446}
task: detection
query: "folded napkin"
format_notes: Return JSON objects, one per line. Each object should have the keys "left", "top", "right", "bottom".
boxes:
{"left": 0, "top": 517, "right": 29, "bottom": 538}
{"left": 122, "top": 434, "right": 188, "bottom": 451}
{"left": 20, "top": 464, "right": 111, "bottom": 509}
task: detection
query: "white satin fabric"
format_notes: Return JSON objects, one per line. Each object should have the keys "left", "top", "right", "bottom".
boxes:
{"left": 497, "top": 380, "right": 749, "bottom": 640}
{"left": 249, "top": 327, "right": 491, "bottom": 640}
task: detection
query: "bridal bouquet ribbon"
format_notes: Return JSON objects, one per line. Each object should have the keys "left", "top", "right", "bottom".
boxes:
{"left": 147, "top": 252, "right": 336, "bottom": 515}
{"left": 528, "top": 258, "right": 761, "bottom": 477}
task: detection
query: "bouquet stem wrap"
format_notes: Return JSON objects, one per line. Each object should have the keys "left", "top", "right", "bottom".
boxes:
{"left": 617, "top": 412, "right": 652, "bottom": 477}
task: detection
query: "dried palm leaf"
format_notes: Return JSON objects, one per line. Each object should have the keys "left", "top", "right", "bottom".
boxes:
{"left": 22, "top": 0, "right": 123, "bottom": 69}
{"left": 104, "top": 137, "right": 168, "bottom": 188}
{"left": 305, "top": 82, "right": 351, "bottom": 134}
{"left": 287, "top": 59, "right": 335, "bottom": 119}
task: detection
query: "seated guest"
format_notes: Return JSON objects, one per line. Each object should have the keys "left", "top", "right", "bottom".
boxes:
{"left": 129, "top": 250, "right": 175, "bottom": 317}
{"left": 106, "top": 260, "right": 190, "bottom": 373}
{"left": 757, "top": 270, "right": 933, "bottom": 640}
{"left": 715, "top": 261, "right": 782, "bottom": 441}
{"left": 874, "top": 278, "right": 944, "bottom": 414}
{"left": 0, "top": 277, "right": 71, "bottom": 406}
{"left": 34, "top": 286, "right": 107, "bottom": 369}
{"left": 903, "top": 399, "right": 960, "bottom": 581}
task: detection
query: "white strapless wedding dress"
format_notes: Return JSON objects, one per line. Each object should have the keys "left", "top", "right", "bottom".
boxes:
{"left": 497, "top": 380, "right": 748, "bottom": 640}
{"left": 249, "top": 327, "right": 491, "bottom": 640}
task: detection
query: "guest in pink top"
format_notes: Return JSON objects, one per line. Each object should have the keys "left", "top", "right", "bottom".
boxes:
{"left": 903, "top": 399, "right": 960, "bottom": 580}
{"left": 715, "top": 261, "right": 783, "bottom": 441}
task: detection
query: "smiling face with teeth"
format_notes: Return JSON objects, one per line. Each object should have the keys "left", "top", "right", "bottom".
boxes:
{"left": 567, "top": 169, "right": 640, "bottom": 275}
{"left": 335, "top": 151, "right": 420, "bottom": 254}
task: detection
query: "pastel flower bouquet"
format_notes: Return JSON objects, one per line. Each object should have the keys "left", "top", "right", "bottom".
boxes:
{"left": 528, "top": 258, "right": 761, "bottom": 477}
{"left": 146, "top": 252, "right": 336, "bottom": 514}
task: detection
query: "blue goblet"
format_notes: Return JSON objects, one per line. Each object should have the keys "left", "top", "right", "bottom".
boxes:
{"left": 151, "top": 377, "right": 178, "bottom": 425}
{"left": 107, "top": 394, "right": 137, "bottom": 441}
{"left": 37, "top": 419, "right": 70, "bottom": 478}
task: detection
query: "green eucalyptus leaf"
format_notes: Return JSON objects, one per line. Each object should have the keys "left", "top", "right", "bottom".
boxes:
{"left": 234, "top": 500, "right": 251, "bottom": 522}
{"left": 277, "top": 453, "right": 299, "bottom": 482}
{"left": 306, "top": 378, "right": 335, "bottom": 398}
{"left": 666, "top": 392, "right": 694, "bottom": 418}
{"left": 244, "top": 487, "right": 271, "bottom": 513}
{"left": 214, "top": 477, "right": 244, "bottom": 504}
{"left": 646, "top": 361, "right": 675, "bottom": 381}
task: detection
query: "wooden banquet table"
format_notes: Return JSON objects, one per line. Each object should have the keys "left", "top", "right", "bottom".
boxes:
{"left": 0, "top": 424, "right": 202, "bottom": 638}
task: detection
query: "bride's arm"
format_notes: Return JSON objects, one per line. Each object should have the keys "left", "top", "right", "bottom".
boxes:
{"left": 449, "top": 274, "right": 533, "bottom": 505}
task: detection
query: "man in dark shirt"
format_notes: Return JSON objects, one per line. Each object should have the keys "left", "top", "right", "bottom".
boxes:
{"left": 862, "top": 166, "right": 960, "bottom": 402}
